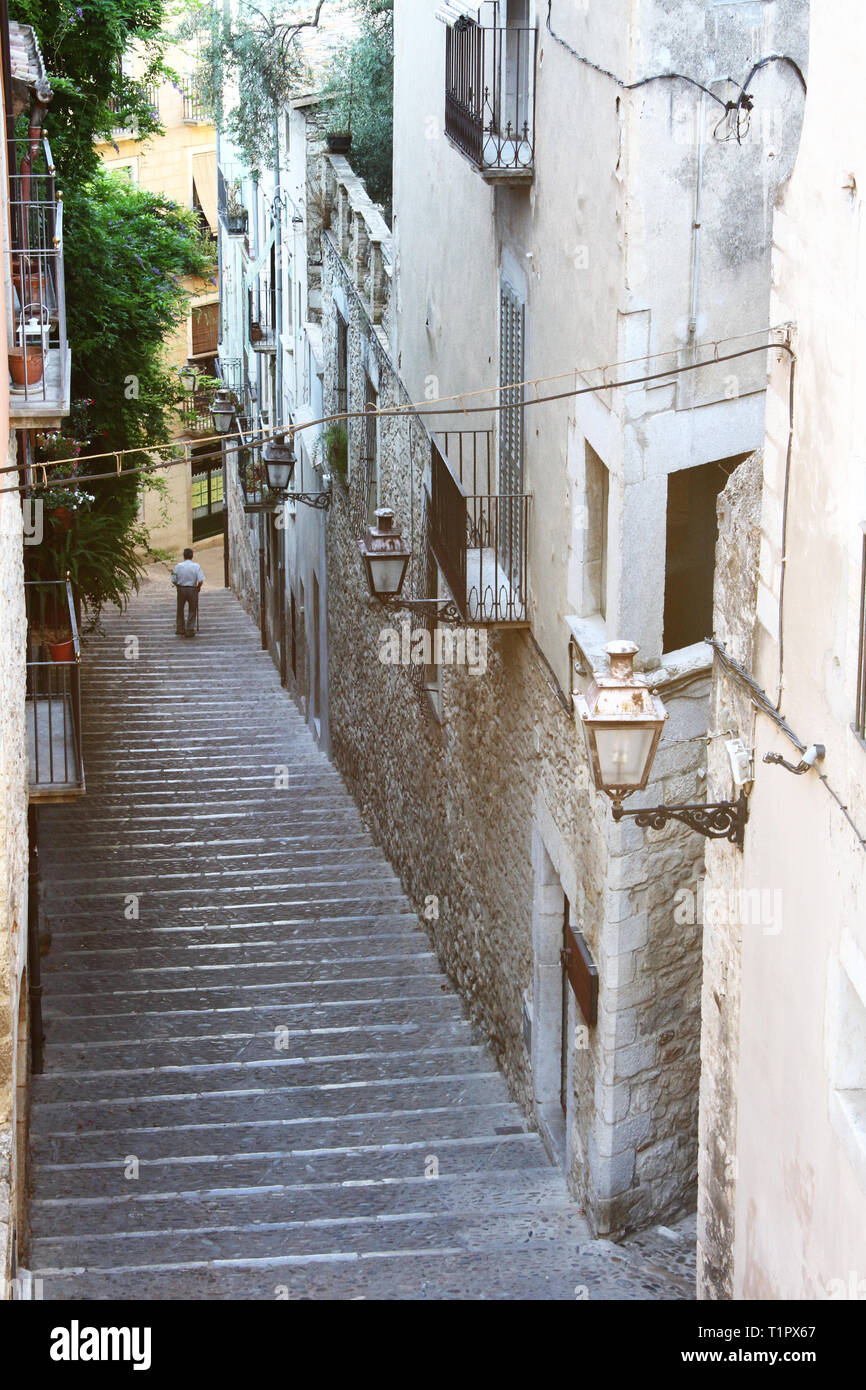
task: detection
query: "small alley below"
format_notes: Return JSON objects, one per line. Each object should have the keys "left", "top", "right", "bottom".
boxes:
{"left": 25, "top": 549, "right": 695, "bottom": 1300}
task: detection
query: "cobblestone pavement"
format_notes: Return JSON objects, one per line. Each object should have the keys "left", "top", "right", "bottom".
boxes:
{"left": 28, "top": 564, "right": 696, "bottom": 1300}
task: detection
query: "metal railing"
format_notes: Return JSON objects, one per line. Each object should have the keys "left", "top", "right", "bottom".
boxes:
{"left": 428, "top": 434, "right": 530, "bottom": 624}
{"left": 181, "top": 80, "right": 207, "bottom": 123}
{"left": 25, "top": 576, "right": 84, "bottom": 797}
{"left": 445, "top": 14, "right": 536, "bottom": 174}
{"left": 7, "top": 137, "right": 69, "bottom": 418}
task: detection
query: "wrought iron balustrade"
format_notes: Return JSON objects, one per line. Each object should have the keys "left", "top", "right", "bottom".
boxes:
{"left": 444, "top": 14, "right": 536, "bottom": 177}
{"left": 181, "top": 80, "right": 207, "bottom": 123}
{"left": 7, "top": 137, "right": 70, "bottom": 426}
{"left": 428, "top": 433, "right": 529, "bottom": 625}
{"left": 24, "top": 576, "right": 84, "bottom": 801}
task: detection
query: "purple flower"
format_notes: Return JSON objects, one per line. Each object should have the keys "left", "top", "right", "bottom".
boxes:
{"left": 76, "top": 7, "right": 84, "bottom": 17}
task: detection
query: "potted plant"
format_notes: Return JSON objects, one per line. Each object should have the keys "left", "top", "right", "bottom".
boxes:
{"left": 319, "top": 421, "right": 348, "bottom": 484}
{"left": 249, "top": 319, "right": 264, "bottom": 343}
{"left": 9, "top": 345, "right": 44, "bottom": 387}
{"left": 225, "top": 181, "right": 248, "bottom": 237}
{"left": 32, "top": 625, "right": 75, "bottom": 663}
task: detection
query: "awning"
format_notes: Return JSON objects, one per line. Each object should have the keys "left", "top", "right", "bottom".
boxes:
{"left": 192, "top": 151, "right": 218, "bottom": 235}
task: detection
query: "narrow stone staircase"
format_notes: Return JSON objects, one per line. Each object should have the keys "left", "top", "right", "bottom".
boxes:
{"left": 28, "top": 565, "right": 693, "bottom": 1300}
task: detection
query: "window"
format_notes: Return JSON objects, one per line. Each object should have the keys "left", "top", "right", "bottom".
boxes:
{"left": 585, "top": 443, "right": 609, "bottom": 620}
{"left": 191, "top": 303, "right": 219, "bottom": 358}
{"left": 336, "top": 310, "right": 348, "bottom": 416}
{"left": 190, "top": 449, "right": 224, "bottom": 540}
{"left": 361, "top": 377, "right": 379, "bottom": 528}
{"left": 856, "top": 527, "right": 866, "bottom": 740}
{"left": 662, "top": 453, "right": 749, "bottom": 653}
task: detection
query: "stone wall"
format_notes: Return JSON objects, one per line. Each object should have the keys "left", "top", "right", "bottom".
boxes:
{"left": 696, "top": 451, "right": 762, "bottom": 1299}
{"left": 0, "top": 431, "right": 29, "bottom": 1287}
{"left": 316, "top": 156, "right": 711, "bottom": 1238}
{"left": 226, "top": 443, "right": 261, "bottom": 630}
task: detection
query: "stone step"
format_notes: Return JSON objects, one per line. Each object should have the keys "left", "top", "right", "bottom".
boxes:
{"left": 31, "top": 1212, "right": 590, "bottom": 1282}
{"left": 44, "top": 933, "right": 432, "bottom": 972}
{"left": 30, "top": 1072, "right": 511, "bottom": 1136}
{"left": 31, "top": 1177, "right": 578, "bottom": 1247}
{"left": 33, "top": 1133, "right": 548, "bottom": 1200}
{"left": 45, "top": 913, "right": 424, "bottom": 952}
{"left": 41, "top": 953, "right": 443, "bottom": 997}
{"left": 31, "top": 1102, "right": 528, "bottom": 1165}
{"left": 26, "top": 1241, "right": 626, "bottom": 1302}
{"left": 41, "top": 989, "right": 465, "bottom": 1039}
{"left": 32, "top": 1045, "right": 491, "bottom": 1104}
{"left": 30, "top": 1018, "right": 473, "bottom": 1073}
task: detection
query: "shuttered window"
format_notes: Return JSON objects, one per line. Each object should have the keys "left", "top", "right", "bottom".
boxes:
{"left": 191, "top": 302, "right": 219, "bottom": 357}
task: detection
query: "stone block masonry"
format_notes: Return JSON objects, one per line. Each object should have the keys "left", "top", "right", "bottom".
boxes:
{"left": 315, "top": 163, "right": 709, "bottom": 1238}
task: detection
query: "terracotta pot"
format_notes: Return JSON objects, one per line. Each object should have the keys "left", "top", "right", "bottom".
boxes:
{"left": 52, "top": 505, "right": 73, "bottom": 532}
{"left": 9, "top": 347, "right": 43, "bottom": 386}
{"left": 326, "top": 132, "right": 352, "bottom": 154}
{"left": 47, "top": 638, "right": 75, "bottom": 663}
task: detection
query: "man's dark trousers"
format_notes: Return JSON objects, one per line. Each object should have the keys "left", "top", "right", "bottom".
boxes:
{"left": 176, "top": 585, "right": 199, "bottom": 636}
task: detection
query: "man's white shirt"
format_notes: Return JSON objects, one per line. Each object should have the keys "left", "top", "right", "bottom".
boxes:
{"left": 172, "top": 560, "right": 205, "bottom": 587}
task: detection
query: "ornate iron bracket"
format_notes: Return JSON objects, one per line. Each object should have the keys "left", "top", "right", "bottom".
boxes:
{"left": 611, "top": 790, "right": 749, "bottom": 847}
{"left": 291, "top": 491, "right": 332, "bottom": 511}
{"left": 380, "top": 596, "right": 465, "bottom": 625}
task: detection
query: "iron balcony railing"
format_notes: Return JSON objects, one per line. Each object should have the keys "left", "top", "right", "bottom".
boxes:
{"left": 7, "top": 137, "right": 70, "bottom": 425}
{"left": 429, "top": 432, "right": 529, "bottom": 625}
{"left": 25, "top": 576, "right": 84, "bottom": 800}
{"left": 181, "top": 80, "right": 207, "bottom": 123}
{"left": 444, "top": 12, "right": 536, "bottom": 176}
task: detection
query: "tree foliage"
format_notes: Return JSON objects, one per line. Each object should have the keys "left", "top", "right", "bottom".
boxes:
{"left": 323, "top": 0, "right": 393, "bottom": 210}
{"left": 9, "top": 0, "right": 168, "bottom": 178}
{"left": 183, "top": 0, "right": 322, "bottom": 175}
{"left": 9, "top": 1, "right": 216, "bottom": 616}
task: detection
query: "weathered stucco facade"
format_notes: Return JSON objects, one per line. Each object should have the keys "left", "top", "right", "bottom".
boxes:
{"left": 698, "top": 0, "right": 866, "bottom": 1299}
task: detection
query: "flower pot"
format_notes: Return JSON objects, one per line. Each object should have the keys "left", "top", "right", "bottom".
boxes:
{"left": 9, "top": 347, "right": 44, "bottom": 387}
{"left": 226, "top": 211, "right": 248, "bottom": 236}
{"left": 52, "top": 505, "right": 73, "bottom": 532}
{"left": 47, "top": 638, "right": 75, "bottom": 663}
{"left": 249, "top": 321, "right": 264, "bottom": 343}
{"left": 326, "top": 132, "right": 352, "bottom": 154}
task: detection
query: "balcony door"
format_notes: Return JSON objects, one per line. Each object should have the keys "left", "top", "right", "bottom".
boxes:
{"left": 498, "top": 280, "right": 524, "bottom": 591}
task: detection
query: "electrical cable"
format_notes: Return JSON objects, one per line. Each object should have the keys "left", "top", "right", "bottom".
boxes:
{"left": 708, "top": 637, "right": 866, "bottom": 854}
{"left": 2, "top": 331, "right": 794, "bottom": 493}
{"left": 545, "top": 1, "right": 806, "bottom": 124}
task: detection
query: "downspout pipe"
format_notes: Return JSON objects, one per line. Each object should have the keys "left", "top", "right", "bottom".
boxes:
{"left": 273, "top": 114, "right": 284, "bottom": 430}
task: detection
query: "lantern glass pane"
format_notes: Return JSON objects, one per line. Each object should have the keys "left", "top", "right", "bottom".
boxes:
{"left": 370, "top": 556, "right": 407, "bottom": 594}
{"left": 266, "top": 462, "right": 292, "bottom": 491}
{"left": 594, "top": 727, "right": 655, "bottom": 789}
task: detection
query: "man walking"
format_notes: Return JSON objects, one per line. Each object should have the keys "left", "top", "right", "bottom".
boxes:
{"left": 171, "top": 547, "right": 205, "bottom": 637}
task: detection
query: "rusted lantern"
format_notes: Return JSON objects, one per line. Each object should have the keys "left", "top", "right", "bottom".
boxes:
{"left": 574, "top": 640, "right": 668, "bottom": 806}
{"left": 358, "top": 507, "right": 411, "bottom": 598}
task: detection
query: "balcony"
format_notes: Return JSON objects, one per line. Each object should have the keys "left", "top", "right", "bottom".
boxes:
{"left": 442, "top": 9, "right": 536, "bottom": 182}
{"left": 429, "top": 430, "right": 529, "bottom": 625}
{"left": 6, "top": 138, "right": 70, "bottom": 429}
{"left": 25, "top": 577, "right": 85, "bottom": 802}
{"left": 181, "top": 80, "right": 207, "bottom": 124}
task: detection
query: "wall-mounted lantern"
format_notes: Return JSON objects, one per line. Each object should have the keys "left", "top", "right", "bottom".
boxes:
{"left": 358, "top": 508, "right": 412, "bottom": 599}
{"left": 575, "top": 640, "right": 748, "bottom": 846}
{"left": 179, "top": 364, "right": 197, "bottom": 395}
{"left": 262, "top": 432, "right": 296, "bottom": 498}
{"left": 209, "top": 387, "right": 235, "bottom": 435}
